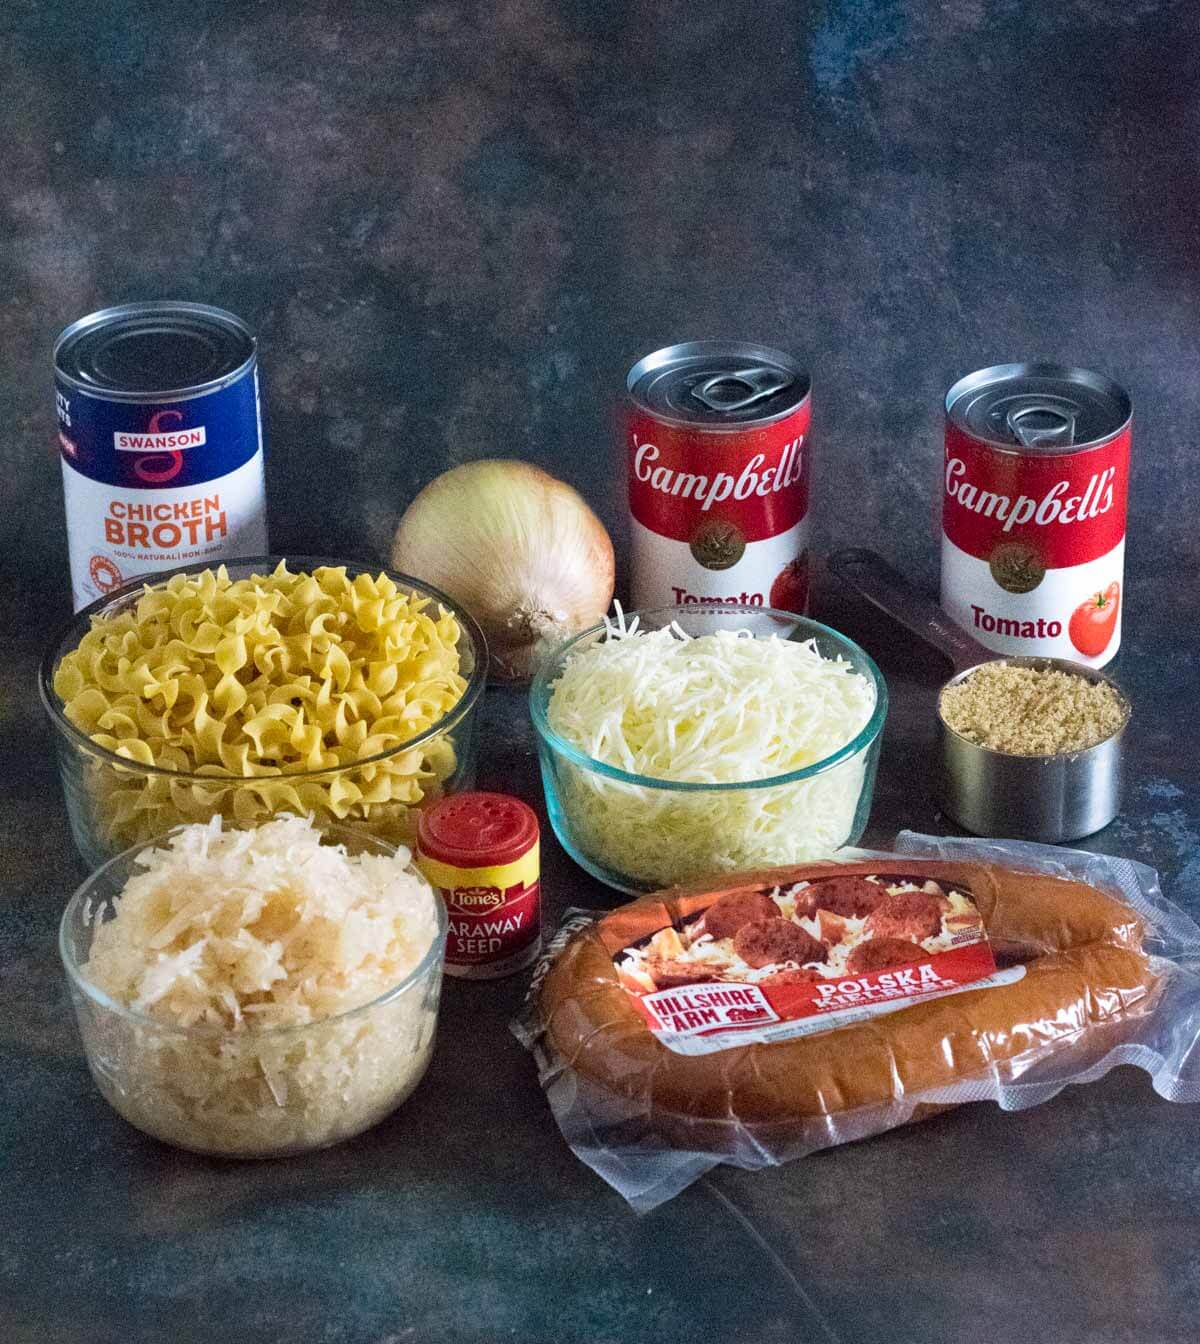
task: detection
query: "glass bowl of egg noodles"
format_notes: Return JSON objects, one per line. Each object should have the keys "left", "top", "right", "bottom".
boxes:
{"left": 530, "top": 604, "right": 887, "bottom": 894}
{"left": 40, "top": 556, "right": 486, "bottom": 869}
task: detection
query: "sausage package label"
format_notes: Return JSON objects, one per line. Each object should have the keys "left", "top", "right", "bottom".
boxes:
{"left": 634, "top": 951, "right": 1026, "bottom": 1056}
{"left": 613, "top": 874, "right": 1025, "bottom": 1056}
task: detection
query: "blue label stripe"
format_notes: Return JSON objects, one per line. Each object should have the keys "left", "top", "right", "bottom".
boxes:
{"left": 57, "top": 370, "right": 262, "bottom": 489}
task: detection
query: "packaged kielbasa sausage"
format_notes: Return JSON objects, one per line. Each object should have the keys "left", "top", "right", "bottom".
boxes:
{"left": 513, "top": 833, "right": 1200, "bottom": 1211}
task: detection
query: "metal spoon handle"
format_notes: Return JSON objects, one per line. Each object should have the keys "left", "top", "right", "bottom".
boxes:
{"left": 826, "top": 548, "right": 993, "bottom": 675}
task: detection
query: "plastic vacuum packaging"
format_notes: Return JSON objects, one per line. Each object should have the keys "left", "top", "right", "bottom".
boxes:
{"left": 513, "top": 832, "right": 1200, "bottom": 1211}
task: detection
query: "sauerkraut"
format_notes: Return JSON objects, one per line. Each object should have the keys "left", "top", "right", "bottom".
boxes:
{"left": 544, "top": 618, "right": 878, "bottom": 888}
{"left": 69, "top": 816, "right": 444, "bottom": 1156}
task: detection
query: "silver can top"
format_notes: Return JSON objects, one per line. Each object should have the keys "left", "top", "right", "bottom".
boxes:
{"left": 627, "top": 340, "right": 810, "bottom": 428}
{"left": 946, "top": 362, "right": 1131, "bottom": 453}
{"left": 55, "top": 301, "right": 257, "bottom": 402}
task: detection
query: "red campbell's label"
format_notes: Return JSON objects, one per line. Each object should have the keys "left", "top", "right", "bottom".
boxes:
{"left": 942, "top": 422, "right": 1129, "bottom": 569}
{"left": 627, "top": 405, "right": 810, "bottom": 544}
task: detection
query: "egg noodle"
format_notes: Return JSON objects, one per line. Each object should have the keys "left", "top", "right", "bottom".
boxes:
{"left": 544, "top": 610, "right": 877, "bottom": 887}
{"left": 53, "top": 562, "right": 468, "bottom": 853}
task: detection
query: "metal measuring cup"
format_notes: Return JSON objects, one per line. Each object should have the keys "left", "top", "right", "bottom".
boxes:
{"left": 827, "top": 549, "right": 1130, "bottom": 843}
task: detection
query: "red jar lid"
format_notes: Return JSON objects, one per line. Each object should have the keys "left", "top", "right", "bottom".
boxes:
{"left": 417, "top": 792, "right": 539, "bottom": 869}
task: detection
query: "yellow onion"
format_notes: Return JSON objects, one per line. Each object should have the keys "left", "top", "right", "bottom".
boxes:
{"left": 391, "top": 460, "right": 615, "bottom": 682}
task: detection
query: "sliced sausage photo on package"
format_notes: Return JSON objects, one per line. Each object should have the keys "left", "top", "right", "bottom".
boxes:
{"left": 512, "top": 833, "right": 1200, "bottom": 1212}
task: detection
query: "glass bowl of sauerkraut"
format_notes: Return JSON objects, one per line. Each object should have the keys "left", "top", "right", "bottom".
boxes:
{"left": 39, "top": 557, "right": 487, "bottom": 869}
{"left": 59, "top": 816, "right": 447, "bottom": 1157}
{"left": 529, "top": 604, "right": 888, "bottom": 894}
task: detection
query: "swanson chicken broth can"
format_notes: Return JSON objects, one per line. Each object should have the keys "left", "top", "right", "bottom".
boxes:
{"left": 626, "top": 342, "right": 813, "bottom": 613}
{"left": 941, "top": 363, "right": 1131, "bottom": 668}
{"left": 55, "top": 302, "right": 268, "bottom": 610}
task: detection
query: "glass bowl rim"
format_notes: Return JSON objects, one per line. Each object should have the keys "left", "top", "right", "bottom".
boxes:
{"left": 528, "top": 603, "right": 889, "bottom": 792}
{"left": 38, "top": 554, "right": 488, "bottom": 784}
{"left": 59, "top": 820, "right": 449, "bottom": 1039}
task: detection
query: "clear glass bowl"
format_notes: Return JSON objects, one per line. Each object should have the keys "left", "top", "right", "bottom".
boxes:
{"left": 59, "top": 824, "right": 447, "bottom": 1158}
{"left": 529, "top": 604, "right": 888, "bottom": 894}
{"left": 39, "top": 556, "right": 487, "bottom": 869}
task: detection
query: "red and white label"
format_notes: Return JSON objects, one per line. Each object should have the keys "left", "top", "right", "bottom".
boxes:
{"left": 612, "top": 874, "right": 1018, "bottom": 1055}
{"left": 943, "top": 424, "right": 1128, "bottom": 567}
{"left": 634, "top": 945, "right": 1022, "bottom": 1056}
{"left": 61, "top": 455, "right": 268, "bottom": 611}
{"left": 941, "top": 421, "right": 1130, "bottom": 664}
{"left": 627, "top": 402, "right": 812, "bottom": 611}
{"left": 441, "top": 878, "right": 541, "bottom": 980}
{"left": 631, "top": 951, "right": 1015, "bottom": 1053}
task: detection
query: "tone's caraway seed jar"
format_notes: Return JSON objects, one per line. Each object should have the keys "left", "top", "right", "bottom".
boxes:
{"left": 416, "top": 792, "right": 541, "bottom": 980}
{"left": 626, "top": 341, "right": 812, "bottom": 613}
{"left": 941, "top": 363, "right": 1131, "bottom": 667}
{"left": 55, "top": 302, "right": 269, "bottom": 611}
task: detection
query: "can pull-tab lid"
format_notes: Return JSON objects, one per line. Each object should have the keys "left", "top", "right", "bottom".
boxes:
{"left": 1005, "top": 400, "right": 1078, "bottom": 448}
{"left": 690, "top": 366, "right": 794, "bottom": 413}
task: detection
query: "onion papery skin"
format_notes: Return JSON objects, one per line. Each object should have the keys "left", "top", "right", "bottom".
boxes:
{"left": 391, "top": 460, "right": 615, "bottom": 683}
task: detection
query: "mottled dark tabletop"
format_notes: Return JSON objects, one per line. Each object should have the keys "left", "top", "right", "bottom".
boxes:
{"left": 3, "top": 2, "right": 1200, "bottom": 1341}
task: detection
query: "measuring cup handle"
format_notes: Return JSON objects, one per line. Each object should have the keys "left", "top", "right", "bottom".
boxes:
{"left": 826, "top": 548, "right": 992, "bottom": 675}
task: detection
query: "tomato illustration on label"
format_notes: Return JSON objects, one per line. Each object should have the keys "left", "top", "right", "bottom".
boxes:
{"left": 769, "top": 552, "right": 810, "bottom": 614}
{"left": 1068, "top": 582, "right": 1120, "bottom": 657}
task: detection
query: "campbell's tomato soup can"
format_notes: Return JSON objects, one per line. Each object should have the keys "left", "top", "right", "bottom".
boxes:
{"left": 54, "top": 302, "right": 268, "bottom": 610}
{"left": 941, "top": 363, "right": 1131, "bottom": 666}
{"left": 626, "top": 341, "right": 812, "bottom": 613}
{"left": 416, "top": 792, "right": 541, "bottom": 980}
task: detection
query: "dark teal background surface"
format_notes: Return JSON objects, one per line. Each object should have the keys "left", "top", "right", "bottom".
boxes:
{"left": 3, "top": 2, "right": 1199, "bottom": 1341}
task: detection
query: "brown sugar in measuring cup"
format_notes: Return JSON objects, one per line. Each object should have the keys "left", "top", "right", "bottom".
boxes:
{"left": 938, "top": 661, "right": 1127, "bottom": 755}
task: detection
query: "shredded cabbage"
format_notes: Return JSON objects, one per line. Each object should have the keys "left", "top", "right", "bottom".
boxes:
{"left": 545, "top": 617, "right": 876, "bottom": 887}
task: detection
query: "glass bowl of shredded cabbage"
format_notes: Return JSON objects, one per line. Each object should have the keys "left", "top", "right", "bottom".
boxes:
{"left": 530, "top": 605, "right": 888, "bottom": 893}
{"left": 59, "top": 815, "right": 447, "bottom": 1158}
{"left": 40, "top": 557, "right": 487, "bottom": 869}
